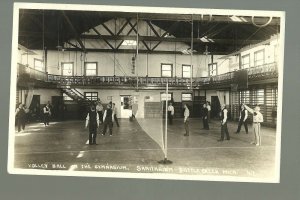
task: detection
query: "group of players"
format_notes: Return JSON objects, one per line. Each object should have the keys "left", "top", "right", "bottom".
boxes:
{"left": 167, "top": 102, "right": 264, "bottom": 146}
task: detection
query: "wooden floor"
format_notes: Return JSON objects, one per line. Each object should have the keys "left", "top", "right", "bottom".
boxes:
{"left": 12, "top": 118, "right": 278, "bottom": 181}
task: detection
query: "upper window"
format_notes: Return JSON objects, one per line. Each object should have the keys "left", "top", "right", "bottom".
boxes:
{"left": 241, "top": 54, "right": 250, "bottom": 69}
{"left": 182, "top": 65, "right": 192, "bottom": 78}
{"left": 208, "top": 63, "right": 217, "bottom": 76}
{"left": 62, "top": 62, "right": 74, "bottom": 76}
{"left": 160, "top": 92, "right": 172, "bottom": 101}
{"left": 34, "top": 58, "right": 44, "bottom": 72}
{"left": 254, "top": 50, "right": 265, "bottom": 67}
{"left": 84, "top": 62, "right": 97, "bottom": 76}
{"left": 84, "top": 92, "right": 98, "bottom": 101}
{"left": 182, "top": 93, "right": 192, "bottom": 101}
{"left": 161, "top": 64, "right": 173, "bottom": 77}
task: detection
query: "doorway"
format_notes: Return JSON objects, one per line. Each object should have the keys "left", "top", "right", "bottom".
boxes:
{"left": 120, "top": 95, "right": 132, "bottom": 118}
{"left": 211, "top": 96, "right": 220, "bottom": 119}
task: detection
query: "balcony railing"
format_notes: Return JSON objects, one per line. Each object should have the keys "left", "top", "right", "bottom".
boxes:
{"left": 18, "top": 62, "right": 278, "bottom": 87}
{"left": 17, "top": 63, "right": 48, "bottom": 81}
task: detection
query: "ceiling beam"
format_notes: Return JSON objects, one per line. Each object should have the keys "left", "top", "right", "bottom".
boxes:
{"left": 61, "top": 11, "right": 86, "bottom": 52}
{"left": 63, "top": 47, "right": 227, "bottom": 55}
{"left": 152, "top": 21, "right": 180, "bottom": 51}
{"left": 80, "top": 34, "right": 264, "bottom": 45}
{"left": 116, "top": 20, "right": 137, "bottom": 50}
{"left": 146, "top": 20, "right": 160, "bottom": 37}
{"left": 127, "top": 21, "right": 151, "bottom": 51}
{"left": 92, "top": 27, "right": 115, "bottom": 50}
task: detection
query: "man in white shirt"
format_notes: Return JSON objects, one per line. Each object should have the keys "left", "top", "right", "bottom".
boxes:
{"left": 206, "top": 101, "right": 211, "bottom": 123}
{"left": 183, "top": 104, "right": 190, "bottom": 136}
{"left": 243, "top": 104, "right": 264, "bottom": 146}
{"left": 235, "top": 104, "right": 248, "bottom": 134}
{"left": 167, "top": 102, "right": 175, "bottom": 125}
{"left": 218, "top": 104, "right": 230, "bottom": 141}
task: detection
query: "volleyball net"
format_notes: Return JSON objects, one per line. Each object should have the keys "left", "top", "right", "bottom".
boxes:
{"left": 134, "top": 83, "right": 171, "bottom": 164}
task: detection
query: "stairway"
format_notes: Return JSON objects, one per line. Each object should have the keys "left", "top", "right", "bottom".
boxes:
{"left": 61, "top": 87, "right": 92, "bottom": 119}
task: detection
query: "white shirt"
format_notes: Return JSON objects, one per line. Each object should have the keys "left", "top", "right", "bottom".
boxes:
{"left": 244, "top": 105, "right": 263, "bottom": 123}
{"left": 207, "top": 105, "right": 211, "bottom": 111}
{"left": 184, "top": 107, "right": 190, "bottom": 121}
{"left": 167, "top": 105, "right": 174, "bottom": 115}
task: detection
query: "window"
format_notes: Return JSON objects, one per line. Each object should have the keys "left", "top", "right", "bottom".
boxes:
{"left": 85, "top": 62, "right": 97, "bottom": 76}
{"left": 161, "top": 64, "right": 173, "bottom": 77}
{"left": 241, "top": 54, "right": 250, "bottom": 69}
{"left": 84, "top": 92, "right": 98, "bottom": 101}
{"left": 254, "top": 50, "right": 265, "bottom": 67}
{"left": 182, "top": 93, "right": 192, "bottom": 101}
{"left": 160, "top": 92, "right": 172, "bottom": 101}
{"left": 62, "top": 62, "right": 74, "bottom": 76}
{"left": 34, "top": 58, "right": 44, "bottom": 72}
{"left": 208, "top": 63, "right": 217, "bottom": 76}
{"left": 182, "top": 65, "right": 192, "bottom": 78}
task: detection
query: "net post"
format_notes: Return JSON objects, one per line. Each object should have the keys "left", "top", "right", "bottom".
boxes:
{"left": 158, "top": 82, "right": 172, "bottom": 164}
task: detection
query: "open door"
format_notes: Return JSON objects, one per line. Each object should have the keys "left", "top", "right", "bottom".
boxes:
{"left": 120, "top": 95, "right": 132, "bottom": 118}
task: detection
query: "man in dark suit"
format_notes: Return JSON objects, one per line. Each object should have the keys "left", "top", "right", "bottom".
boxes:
{"left": 218, "top": 104, "right": 230, "bottom": 141}
{"left": 235, "top": 104, "right": 248, "bottom": 134}
{"left": 85, "top": 104, "right": 99, "bottom": 145}
{"left": 202, "top": 103, "right": 209, "bottom": 130}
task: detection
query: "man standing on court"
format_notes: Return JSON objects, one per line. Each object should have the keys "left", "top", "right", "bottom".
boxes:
{"left": 96, "top": 98, "right": 103, "bottom": 124}
{"left": 183, "top": 104, "right": 190, "bottom": 136}
{"left": 102, "top": 104, "right": 114, "bottom": 136}
{"left": 85, "top": 104, "right": 100, "bottom": 145}
{"left": 202, "top": 103, "right": 209, "bottom": 130}
{"left": 206, "top": 101, "right": 211, "bottom": 123}
{"left": 218, "top": 104, "right": 230, "bottom": 141}
{"left": 112, "top": 103, "right": 120, "bottom": 127}
{"left": 235, "top": 104, "right": 248, "bottom": 134}
{"left": 167, "top": 102, "right": 174, "bottom": 125}
{"left": 243, "top": 104, "right": 263, "bottom": 146}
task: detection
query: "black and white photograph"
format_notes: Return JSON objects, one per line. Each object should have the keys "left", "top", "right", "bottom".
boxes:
{"left": 8, "top": 2, "right": 285, "bottom": 182}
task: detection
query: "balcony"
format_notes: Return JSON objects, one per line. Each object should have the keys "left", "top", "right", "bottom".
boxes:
{"left": 17, "top": 62, "right": 278, "bottom": 89}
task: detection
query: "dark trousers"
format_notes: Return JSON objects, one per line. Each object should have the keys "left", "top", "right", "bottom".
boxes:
{"left": 16, "top": 117, "right": 25, "bottom": 132}
{"left": 184, "top": 119, "right": 189, "bottom": 135}
{"left": 98, "top": 111, "right": 103, "bottom": 123}
{"left": 43, "top": 114, "right": 50, "bottom": 125}
{"left": 236, "top": 120, "right": 248, "bottom": 133}
{"left": 202, "top": 117, "right": 209, "bottom": 129}
{"left": 89, "top": 126, "right": 97, "bottom": 144}
{"left": 168, "top": 111, "right": 173, "bottom": 125}
{"left": 208, "top": 111, "right": 211, "bottom": 122}
{"left": 114, "top": 114, "right": 119, "bottom": 127}
{"left": 221, "top": 122, "right": 230, "bottom": 140}
{"left": 103, "top": 121, "right": 113, "bottom": 135}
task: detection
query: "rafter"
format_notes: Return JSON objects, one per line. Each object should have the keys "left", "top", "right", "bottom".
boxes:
{"left": 146, "top": 20, "right": 160, "bottom": 37}
{"left": 128, "top": 21, "right": 151, "bottom": 51}
{"left": 61, "top": 11, "right": 86, "bottom": 52}
{"left": 116, "top": 20, "right": 137, "bottom": 50}
{"left": 92, "top": 28, "right": 115, "bottom": 50}
{"left": 151, "top": 21, "right": 180, "bottom": 51}
{"left": 101, "top": 23, "right": 114, "bottom": 35}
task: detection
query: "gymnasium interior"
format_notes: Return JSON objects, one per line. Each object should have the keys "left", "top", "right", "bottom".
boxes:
{"left": 12, "top": 7, "right": 282, "bottom": 181}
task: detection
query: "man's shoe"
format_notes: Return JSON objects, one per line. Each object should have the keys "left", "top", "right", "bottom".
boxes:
{"left": 217, "top": 139, "right": 223, "bottom": 142}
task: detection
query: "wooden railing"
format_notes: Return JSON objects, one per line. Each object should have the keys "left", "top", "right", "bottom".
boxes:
{"left": 17, "top": 63, "right": 48, "bottom": 81}
{"left": 18, "top": 62, "right": 278, "bottom": 87}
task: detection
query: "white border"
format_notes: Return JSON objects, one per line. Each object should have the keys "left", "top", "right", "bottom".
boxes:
{"left": 8, "top": 2, "right": 285, "bottom": 183}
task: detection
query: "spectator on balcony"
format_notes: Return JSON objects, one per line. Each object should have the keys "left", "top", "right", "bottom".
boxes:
{"left": 43, "top": 103, "right": 51, "bottom": 127}
{"left": 218, "top": 104, "right": 230, "bottom": 142}
{"left": 235, "top": 104, "right": 248, "bottom": 134}
{"left": 243, "top": 104, "right": 263, "bottom": 146}
{"left": 102, "top": 104, "right": 114, "bottom": 136}
{"left": 206, "top": 101, "right": 211, "bottom": 123}
{"left": 15, "top": 103, "right": 26, "bottom": 132}
{"left": 167, "top": 102, "right": 174, "bottom": 125}
{"left": 202, "top": 104, "right": 209, "bottom": 130}
{"left": 183, "top": 104, "right": 190, "bottom": 136}
{"left": 96, "top": 98, "right": 103, "bottom": 124}
{"left": 85, "top": 105, "right": 99, "bottom": 145}
{"left": 112, "top": 103, "right": 119, "bottom": 127}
